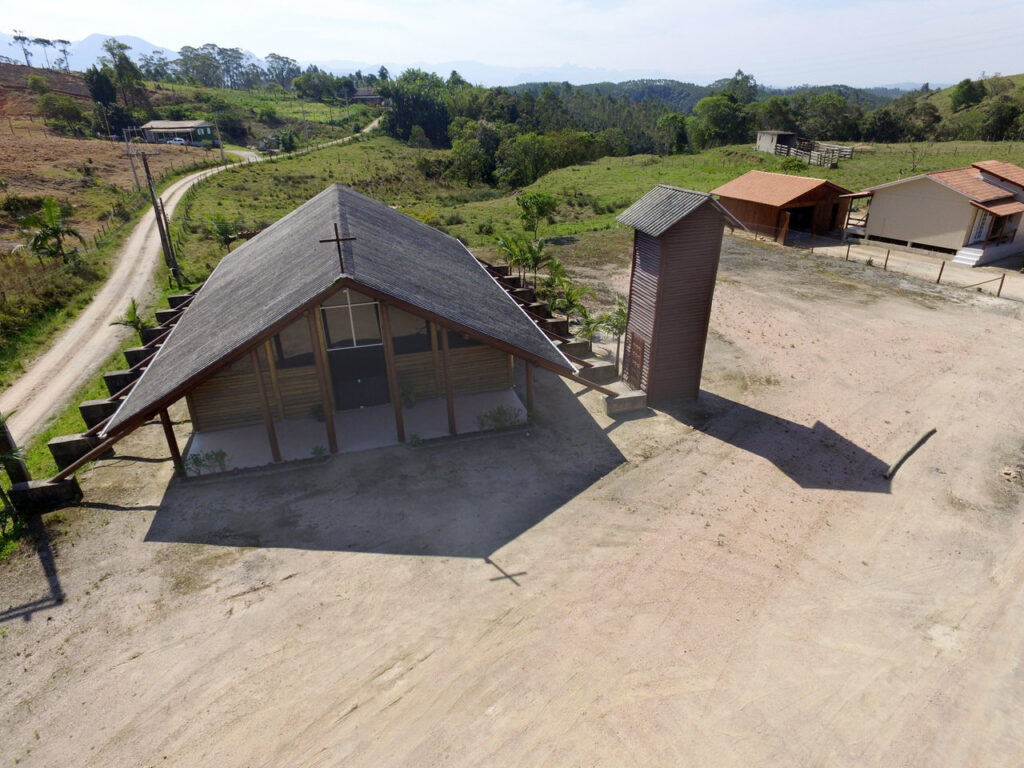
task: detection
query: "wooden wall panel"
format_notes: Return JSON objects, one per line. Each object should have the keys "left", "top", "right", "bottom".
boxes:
{"left": 449, "top": 346, "right": 513, "bottom": 395}
{"left": 649, "top": 204, "right": 724, "bottom": 401}
{"left": 624, "top": 232, "right": 660, "bottom": 392}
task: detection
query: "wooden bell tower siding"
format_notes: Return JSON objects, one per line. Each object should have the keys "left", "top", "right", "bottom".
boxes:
{"left": 616, "top": 186, "right": 743, "bottom": 403}
{"left": 91, "top": 184, "right": 575, "bottom": 472}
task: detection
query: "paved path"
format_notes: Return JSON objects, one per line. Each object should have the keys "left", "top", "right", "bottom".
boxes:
{"left": 0, "top": 124, "right": 380, "bottom": 447}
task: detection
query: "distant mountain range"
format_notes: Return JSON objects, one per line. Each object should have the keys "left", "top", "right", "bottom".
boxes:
{"left": 0, "top": 32, "right": 934, "bottom": 91}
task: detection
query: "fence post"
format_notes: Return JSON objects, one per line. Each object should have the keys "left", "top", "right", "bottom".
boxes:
{"left": 845, "top": 243, "right": 851, "bottom": 261}
{"left": 997, "top": 273, "right": 1005, "bottom": 297}
{"left": 884, "top": 250, "right": 890, "bottom": 271}
{"left": 936, "top": 261, "right": 945, "bottom": 284}
{"left": 810, "top": 235, "right": 815, "bottom": 253}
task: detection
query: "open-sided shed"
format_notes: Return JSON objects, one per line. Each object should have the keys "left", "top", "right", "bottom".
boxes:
{"left": 712, "top": 170, "right": 851, "bottom": 242}
{"left": 95, "top": 184, "right": 576, "bottom": 470}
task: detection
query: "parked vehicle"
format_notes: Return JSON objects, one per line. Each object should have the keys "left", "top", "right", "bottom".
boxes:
{"left": 167, "top": 138, "right": 187, "bottom": 145}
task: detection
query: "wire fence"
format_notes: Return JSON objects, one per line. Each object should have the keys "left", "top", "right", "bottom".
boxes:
{"left": 735, "top": 227, "right": 1022, "bottom": 302}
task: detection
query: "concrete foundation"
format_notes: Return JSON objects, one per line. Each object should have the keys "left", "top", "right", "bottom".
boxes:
{"left": 79, "top": 398, "right": 121, "bottom": 429}
{"left": 123, "top": 346, "right": 156, "bottom": 368}
{"left": 104, "top": 369, "right": 140, "bottom": 397}
{"left": 9, "top": 477, "right": 82, "bottom": 512}
{"left": 167, "top": 293, "right": 192, "bottom": 308}
{"left": 48, "top": 433, "right": 113, "bottom": 471}
{"left": 605, "top": 390, "right": 648, "bottom": 416}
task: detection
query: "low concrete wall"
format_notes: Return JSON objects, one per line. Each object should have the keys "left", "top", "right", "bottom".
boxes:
{"left": 79, "top": 398, "right": 121, "bottom": 429}
{"left": 9, "top": 477, "right": 82, "bottom": 512}
{"left": 48, "top": 433, "right": 113, "bottom": 470}
{"left": 104, "top": 369, "right": 140, "bottom": 397}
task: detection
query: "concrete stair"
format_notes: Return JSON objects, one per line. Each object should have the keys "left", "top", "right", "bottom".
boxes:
{"left": 603, "top": 380, "right": 647, "bottom": 416}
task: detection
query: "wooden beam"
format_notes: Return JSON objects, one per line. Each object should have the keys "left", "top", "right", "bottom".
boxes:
{"left": 379, "top": 304, "right": 405, "bottom": 443}
{"left": 264, "top": 339, "right": 284, "bottom": 417}
{"left": 429, "top": 321, "right": 442, "bottom": 396}
{"left": 440, "top": 327, "right": 457, "bottom": 435}
{"left": 159, "top": 409, "right": 184, "bottom": 476}
{"left": 251, "top": 348, "right": 281, "bottom": 463}
{"left": 526, "top": 361, "right": 535, "bottom": 413}
{"left": 307, "top": 310, "right": 338, "bottom": 454}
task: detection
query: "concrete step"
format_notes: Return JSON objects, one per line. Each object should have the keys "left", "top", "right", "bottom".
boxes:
{"left": 558, "top": 339, "right": 590, "bottom": 357}
{"left": 104, "top": 369, "right": 141, "bottom": 397}
{"left": 167, "top": 293, "right": 193, "bottom": 308}
{"left": 155, "top": 308, "right": 179, "bottom": 324}
{"left": 48, "top": 433, "right": 114, "bottom": 471}
{"left": 140, "top": 326, "right": 167, "bottom": 345}
{"left": 540, "top": 317, "right": 569, "bottom": 337}
{"left": 9, "top": 477, "right": 82, "bottom": 512}
{"left": 79, "top": 398, "right": 121, "bottom": 429}
{"left": 124, "top": 346, "right": 156, "bottom": 368}
{"left": 527, "top": 301, "right": 551, "bottom": 318}
{"left": 577, "top": 360, "right": 619, "bottom": 385}
{"left": 604, "top": 386, "right": 647, "bottom": 417}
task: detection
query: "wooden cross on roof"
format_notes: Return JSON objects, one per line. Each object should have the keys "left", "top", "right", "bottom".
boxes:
{"left": 319, "top": 222, "right": 356, "bottom": 274}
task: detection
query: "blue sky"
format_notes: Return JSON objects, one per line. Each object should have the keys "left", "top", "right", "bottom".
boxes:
{"left": 5, "top": 0, "right": 1024, "bottom": 86}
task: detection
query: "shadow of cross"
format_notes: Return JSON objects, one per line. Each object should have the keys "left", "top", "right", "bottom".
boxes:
{"left": 668, "top": 391, "right": 892, "bottom": 494}
{"left": 0, "top": 515, "right": 66, "bottom": 624}
{"left": 485, "top": 557, "right": 527, "bottom": 586}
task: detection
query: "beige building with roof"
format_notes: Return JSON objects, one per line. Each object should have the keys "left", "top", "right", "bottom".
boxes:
{"left": 852, "top": 160, "right": 1024, "bottom": 266}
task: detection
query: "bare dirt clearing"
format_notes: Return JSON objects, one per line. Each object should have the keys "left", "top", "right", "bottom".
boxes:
{"left": 3, "top": 236, "right": 1024, "bottom": 766}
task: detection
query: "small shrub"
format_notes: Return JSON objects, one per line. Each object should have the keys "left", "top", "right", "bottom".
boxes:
{"left": 476, "top": 219, "right": 495, "bottom": 235}
{"left": 408, "top": 433, "right": 423, "bottom": 447}
{"left": 476, "top": 405, "right": 524, "bottom": 431}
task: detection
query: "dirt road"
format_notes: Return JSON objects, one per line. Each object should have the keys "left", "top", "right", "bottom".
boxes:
{"left": 0, "top": 167, "right": 224, "bottom": 446}
{"left": 3, "top": 237, "right": 1023, "bottom": 766}
{"left": 0, "top": 126, "right": 370, "bottom": 446}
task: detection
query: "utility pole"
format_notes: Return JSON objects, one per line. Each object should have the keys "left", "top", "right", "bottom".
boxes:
{"left": 139, "top": 153, "right": 184, "bottom": 288}
{"left": 122, "top": 128, "right": 141, "bottom": 191}
{"left": 214, "top": 121, "right": 226, "bottom": 164}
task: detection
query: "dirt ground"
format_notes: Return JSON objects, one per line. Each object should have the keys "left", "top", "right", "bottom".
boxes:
{"left": 3, "top": 235, "right": 1024, "bottom": 766}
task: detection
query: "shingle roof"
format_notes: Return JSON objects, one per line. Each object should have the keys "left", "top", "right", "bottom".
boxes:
{"left": 711, "top": 170, "right": 851, "bottom": 208}
{"left": 972, "top": 198, "right": 1024, "bottom": 216}
{"left": 973, "top": 160, "right": 1024, "bottom": 188}
{"left": 104, "top": 184, "right": 572, "bottom": 435}
{"left": 616, "top": 184, "right": 742, "bottom": 237}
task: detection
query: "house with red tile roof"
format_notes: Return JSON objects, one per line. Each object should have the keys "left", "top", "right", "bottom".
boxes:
{"left": 849, "top": 161, "right": 1024, "bottom": 266}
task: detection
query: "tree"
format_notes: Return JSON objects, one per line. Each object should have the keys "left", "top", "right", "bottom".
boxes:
{"left": 85, "top": 66, "right": 117, "bottom": 106}
{"left": 516, "top": 191, "right": 558, "bottom": 239}
{"left": 950, "top": 78, "right": 986, "bottom": 112}
{"left": 599, "top": 294, "right": 628, "bottom": 370}
{"left": 27, "top": 74, "right": 49, "bottom": 95}
{"left": 802, "top": 92, "right": 856, "bottom": 140}
{"left": 54, "top": 39, "right": 72, "bottom": 72}
{"left": 550, "top": 276, "right": 593, "bottom": 324}
{"left": 15, "top": 197, "right": 86, "bottom": 265}
{"left": 109, "top": 297, "right": 150, "bottom": 344}
{"left": 688, "top": 95, "right": 750, "bottom": 148}
{"left": 757, "top": 96, "right": 797, "bottom": 132}
{"left": 265, "top": 53, "right": 300, "bottom": 89}
{"left": 32, "top": 37, "right": 53, "bottom": 69}
{"left": 519, "top": 238, "right": 550, "bottom": 289}
{"left": 497, "top": 234, "right": 526, "bottom": 282}
{"left": 656, "top": 113, "right": 689, "bottom": 153}
{"left": 36, "top": 93, "right": 87, "bottom": 133}
{"left": 378, "top": 69, "right": 450, "bottom": 146}
{"left": 11, "top": 30, "right": 32, "bottom": 66}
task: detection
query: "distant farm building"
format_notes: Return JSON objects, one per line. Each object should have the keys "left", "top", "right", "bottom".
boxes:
{"left": 616, "top": 185, "right": 742, "bottom": 402}
{"left": 755, "top": 130, "right": 854, "bottom": 168}
{"left": 756, "top": 130, "right": 798, "bottom": 155}
{"left": 140, "top": 120, "right": 215, "bottom": 144}
{"left": 847, "top": 160, "right": 1024, "bottom": 267}
{"left": 350, "top": 88, "right": 384, "bottom": 105}
{"left": 712, "top": 170, "right": 851, "bottom": 243}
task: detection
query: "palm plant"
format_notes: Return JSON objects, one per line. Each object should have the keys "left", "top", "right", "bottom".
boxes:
{"left": 519, "top": 239, "right": 551, "bottom": 290}
{"left": 599, "top": 294, "right": 629, "bottom": 370}
{"left": 110, "top": 297, "right": 151, "bottom": 344}
{"left": 574, "top": 308, "right": 605, "bottom": 353}
{"left": 551, "top": 276, "right": 593, "bottom": 324}
{"left": 536, "top": 256, "right": 568, "bottom": 304}
{"left": 15, "top": 197, "right": 86, "bottom": 266}
{"left": 206, "top": 215, "right": 241, "bottom": 252}
{"left": 497, "top": 234, "right": 525, "bottom": 283}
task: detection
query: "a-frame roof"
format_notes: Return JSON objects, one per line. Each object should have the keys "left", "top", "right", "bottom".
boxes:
{"left": 616, "top": 185, "right": 743, "bottom": 237}
{"left": 104, "top": 184, "right": 572, "bottom": 436}
{"left": 711, "top": 170, "right": 851, "bottom": 208}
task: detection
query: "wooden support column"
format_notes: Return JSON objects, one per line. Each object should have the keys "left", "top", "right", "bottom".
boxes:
{"left": 265, "top": 339, "right": 284, "bottom": 417}
{"left": 525, "top": 360, "right": 535, "bottom": 414}
{"left": 251, "top": 348, "right": 281, "bottom": 463}
{"left": 440, "top": 327, "right": 457, "bottom": 435}
{"left": 429, "top": 321, "right": 442, "bottom": 396}
{"left": 159, "top": 409, "right": 184, "bottom": 476}
{"left": 307, "top": 310, "right": 338, "bottom": 454}
{"left": 379, "top": 304, "right": 405, "bottom": 443}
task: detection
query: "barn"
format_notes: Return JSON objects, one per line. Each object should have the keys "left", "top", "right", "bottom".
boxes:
{"left": 616, "top": 185, "right": 742, "bottom": 403}
{"left": 95, "top": 184, "right": 576, "bottom": 472}
{"left": 711, "top": 170, "right": 851, "bottom": 243}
